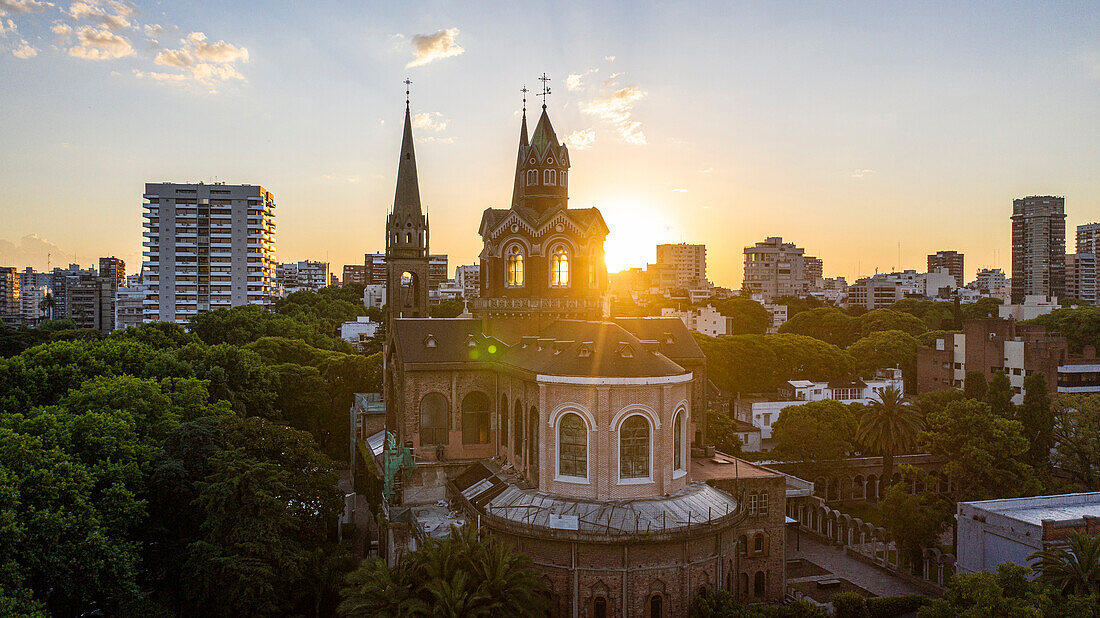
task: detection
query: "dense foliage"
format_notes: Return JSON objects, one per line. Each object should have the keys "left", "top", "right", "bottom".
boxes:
{"left": 694, "top": 332, "right": 854, "bottom": 394}
{"left": 918, "top": 563, "right": 1100, "bottom": 617}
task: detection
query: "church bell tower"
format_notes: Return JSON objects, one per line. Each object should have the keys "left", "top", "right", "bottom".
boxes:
{"left": 386, "top": 80, "right": 430, "bottom": 318}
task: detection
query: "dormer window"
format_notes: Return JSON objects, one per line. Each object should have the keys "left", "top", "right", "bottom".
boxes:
{"left": 617, "top": 343, "right": 634, "bottom": 358}
{"left": 578, "top": 345, "right": 592, "bottom": 358}
{"left": 465, "top": 335, "right": 477, "bottom": 348}
{"left": 507, "top": 245, "right": 525, "bottom": 288}
{"left": 424, "top": 335, "right": 436, "bottom": 348}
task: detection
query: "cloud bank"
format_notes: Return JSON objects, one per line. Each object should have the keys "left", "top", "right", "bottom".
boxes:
{"left": 406, "top": 27, "right": 464, "bottom": 68}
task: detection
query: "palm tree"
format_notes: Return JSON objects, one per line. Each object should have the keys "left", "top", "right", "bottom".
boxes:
{"left": 857, "top": 387, "right": 923, "bottom": 486}
{"left": 1029, "top": 531, "right": 1100, "bottom": 596}
{"left": 38, "top": 293, "right": 56, "bottom": 319}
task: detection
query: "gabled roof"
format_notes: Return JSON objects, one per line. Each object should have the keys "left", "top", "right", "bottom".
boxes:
{"left": 479, "top": 206, "right": 609, "bottom": 244}
{"left": 392, "top": 319, "right": 505, "bottom": 365}
{"left": 530, "top": 108, "right": 559, "bottom": 155}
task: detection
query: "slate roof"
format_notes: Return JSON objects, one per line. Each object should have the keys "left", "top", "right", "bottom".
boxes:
{"left": 613, "top": 317, "right": 706, "bottom": 362}
{"left": 392, "top": 317, "right": 689, "bottom": 378}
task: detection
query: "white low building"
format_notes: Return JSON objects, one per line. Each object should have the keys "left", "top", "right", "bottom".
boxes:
{"left": 733, "top": 368, "right": 904, "bottom": 450}
{"left": 363, "top": 284, "right": 386, "bottom": 309}
{"left": 340, "top": 316, "right": 379, "bottom": 351}
{"left": 957, "top": 492, "right": 1100, "bottom": 576}
{"left": 999, "top": 295, "right": 1060, "bottom": 321}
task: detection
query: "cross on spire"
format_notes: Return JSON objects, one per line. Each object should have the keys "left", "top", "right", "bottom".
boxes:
{"left": 520, "top": 85, "right": 529, "bottom": 114}
{"left": 537, "top": 73, "right": 551, "bottom": 109}
{"left": 404, "top": 78, "right": 412, "bottom": 108}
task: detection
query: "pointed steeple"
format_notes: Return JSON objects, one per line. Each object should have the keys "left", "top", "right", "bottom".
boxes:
{"left": 530, "top": 108, "right": 561, "bottom": 156}
{"left": 510, "top": 100, "right": 530, "bottom": 208}
{"left": 393, "top": 103, "right": 422, "bottom": 216}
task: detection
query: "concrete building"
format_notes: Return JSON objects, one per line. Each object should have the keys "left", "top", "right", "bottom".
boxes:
{"left": 920, "top": 269, "right": 958, "bottom": 298}
{"left": 734, "top": 368, "right": 905, "bottom": 450}
{"left": 67, "top": 274, "right": 116, "bottom": 334}
{"left": 846, "top": 275, "right": 904, "bottom": 309}
{"left": 742, "top": 237, "right": 819, "bottom": 300}
{"left": 454, "top": 264, "right": 480, "bottom": 299}
{"left": 927, "top": 251, "right": 964, "bottom": 288}
{"left": 17, "top": 267, "right": 49, "bottom": 324}
{"left": 342, "top": 264, "right": 367, "bottom": 287}
{"left": 276, "top": 260, "right": 330, "bottom": 295}
{"left": 340, "top": 316, "right": 380, "bottom": 352}
{"left": 363, "top": 284, "right": 386, "bottom": 309}
{"left": 115, "top": 273, "right": 148, "bottom": 331}
{"left": 1011, "top": 196, "right": 1066, "bottom": 303}
{"left": 142, "top": 182, "right": 277, "bottom": 324}
{"left": 98, "top": 257, "right": 126, "bottom": 288}
{"left": 656, "top": 243, "right": 708, "bottom": 289}
{"left": 0, "top": 266, "right": 20, "bottom": 324}
{"left": 999, "top": 294, "right": 1060, "bottom": 321}
{"left": 1065, "top": 253, "right": 1097, "bottom": 304}
{"left": 957, "top": 492, "right": 1100, "bottom": 576}
{"left": 364, "top": 253, "right": 389, "bottom": 285}
{"left": 972, "top": 268, "right": 1008, "bottom": 292}
{"left": 917, "top": 316, "right": 1100, "bottom": 402}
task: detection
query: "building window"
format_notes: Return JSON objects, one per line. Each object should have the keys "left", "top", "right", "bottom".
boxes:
{"left": 560, "top": 170, "right": 567, "bottom": 187}
{"left": 419, "top": 393, "right": 448, "bottom": 446}
{"left": 544, "top": 169, "right": 557, "bottom": 185}
{"left": 500, "top": 394, "right": 509, "bottom": 448}
{"left": 674, "top": 411, "right": 685, "bottom": 471}
{"left": 754, "top": 571, "right": 765, "bottom": 597}
{"left": 620, "top": 415, "right": 650, "bottom": 479}
{"left": 738, "top": 534, "right": 748, "bottom": 556}
{"left": 507, "top": 246, "right": 525, "bottom": 287}
{"left": 526, "top": 169, "right": 538, "bottom": 186}
{"left": 461, "top": 391, "right": 490, "bottom": 444}
{"left": 513, "top": 401, "right": 523, "bottom": 459}
{"left": 551, "top": 246, "right": 569, "bottom": 287}
{"left": 593, "top": 597, "right": 607, "bottom": 618}
{"left": 754, "top": 533, "right": 764, "bottom": 552}
{"left": 558, "top": 413, "right": 587, "bottom": 478}
{"left": 749, "top": 492, "right": 769, "bottom": 516}
{"left": 650, "top": 595, "right": 663, "bottom": 618}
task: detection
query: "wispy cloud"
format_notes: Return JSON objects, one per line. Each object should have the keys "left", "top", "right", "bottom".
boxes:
{"left": 68, "top": 0, "right": 132, "bottom": 31}
{"left": 581, "top": 84, "right": 647, "bottom": 145}
{"left": 604, "top": 55, "right": 615, "bottom": 62}
{"left": 0, "top": 0, "right": 53, "bottom": 14}
{"left": 143, "top": 31, "right": 248, "bottom": 84}
{"left": 851, "top": 168, "right": 876, "bottom": 178}
{"left": 405, "top": 27, "right": 463, "bottom": 68}
{"left": 12, "top": 38, "right": 35, "bottom": 56}
{"left": 672, "top": 188, "right": 687, "bottom": 193}
{"left": 415, "top": 135, "right": 454, "bottom": 144}
{"left": 411, "top": 111, "right": 447, "bottom": 132}
{"left": 69, "top": 25, "right": 133, "bottom": 59}
{"left": 564, "top": 128, "right": 596, "bottom": 150}
{"left": 566, "top": 68, "right": 597, "bottom": 91}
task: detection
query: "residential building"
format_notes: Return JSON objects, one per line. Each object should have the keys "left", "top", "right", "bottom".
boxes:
{"left": 999, "top": 294, "right": 1060, "bottom": 321}
{"left": 742, "top": 237, "right": 820, "bottom": 300}
{"left": 662, "top": 304, "right": 728, "bottom": 337}
{"left": 99, "top": 256, "right": 126, "bottom": 288}
{"left": 927, "top": 251, "right": 965, "bottom": 288}
{"left": 454, "top": 264, "right": 480, "bottom": 299}
{"left": 656, "top": 243, "right": 708, "bottom": 289}
{"left": 1011, "top": 196, "right": 1066, "bottom": 303}
{"left": 47, "top": 264, "right": 96, "bottom": 320}
{"left": 67, "top": 274, "right": 116, "bottom": 334}
{"left": 276, "top": 260, "right": 330, "bottom": 295}
{"left": 115, "top": 273, "right": 148, "bottom": 331}
{"left": 734, "top": 368, "right": 905, "bottom": 450}
{"left": 972, "top": 268, "right": 1008, "bottom": 292}
{"left": 0, "top": 266, "right": 19, "bottom": 324}
{"left": 846, "top": 275, "right": 904, "bottom": 309}
{"left": 342, "top": 264, "right": 367, "bottom": 287}
{"left": 917, "top": 317, "right": 1099, "bottom": 403}
{"left": 363, "top": 284, "right": 386, "bottom": 309}
{"left": 340, "top": 316, "right": 379, "bottom": 352}
{"left": 18, "top": 267, "right": 49, "bottom": 324}
{"left": 142, "top": 182, "right": 277, "bottom": 324}
{"left": 1077, "top": 222, "right": 1100, "bottom": 255}
{"left": 957, "top": 492, "right": 1100, "bottom": 576}
{"left": 920, "top": 269, "right": 958, "bottom": 298}
{"left": 1065, "top": 253, "right": 1097, "bottom": 304}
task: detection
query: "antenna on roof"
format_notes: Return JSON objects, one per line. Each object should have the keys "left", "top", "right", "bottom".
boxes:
{"left": 537, "top": 73, "right": 551, "bottom": 109}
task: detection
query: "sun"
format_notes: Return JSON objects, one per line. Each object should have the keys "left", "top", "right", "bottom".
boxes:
{"left": 599, "top": 198, "right": 679, "bottom": 273}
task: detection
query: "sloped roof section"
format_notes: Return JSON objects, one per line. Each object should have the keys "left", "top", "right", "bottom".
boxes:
{"left": 614, "top": 317, "right": 706, "bottom": 362}
{"left": 502, "top": 320, "right": 687, "bottom": 378}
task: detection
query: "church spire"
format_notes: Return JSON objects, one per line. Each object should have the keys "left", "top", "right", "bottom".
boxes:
{"left": 510, "top": 85, "right": 530, "bottom": 208}
{"left": 392, "top": 81, "right": 422, "bottom": 217}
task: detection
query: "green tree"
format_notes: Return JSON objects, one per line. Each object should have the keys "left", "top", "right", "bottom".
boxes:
{"left": 857, "top": 387, "right": 923, "bottom": 481}
{"left": 1019, "top": 373, "right": 1054, "bottom": 472}
{"left": 1026, "top": 306, "right": 1100, "bottom": 354}
{"left": 778, "top": 307, "right": 859, "bottom": 347}
{"left": 339, "top": 524, "right": 549, "bottom": 617}
{"left": 922, "top": 398, "right": 1039, "bottom": 501}
{"left": 771, "top": 400, "right": 858, "bottom": 480}
{"left": 707, "top": 409, "right": 744, "bottom": 455}
{"left": 963, "top": 371, "right": 987, "bottom": 400}
{"left": 847, "top": 330, "right": 920, "bottom": 386}
{"left": 430, "top": 298, "right": 465, "bottom": 318}
{"left": 880, "top": 467, "right": 953, "bottom": 570}
{"left": 1051, "top": 394, "right": 1100, "bottom": 489}
{"left": 772, "top": 295, "right": 824, "bottom": 320}
{"left": 985, "top": 371, "right": 1016, "bottom": 418}
{"left": 707, "top": 297, "right": 771, "bottom": 335}
{"left": 960, "top": 297, "right": 1004, "bottom": 320}
{"left": 857, "top": 309, "right": 927, "bottom": 338}
{"left": 918, "top": 563, "right": 1099, "bottom": 617}
{"left": 1028, "top": 531, "right": 1100, "bottom": 596}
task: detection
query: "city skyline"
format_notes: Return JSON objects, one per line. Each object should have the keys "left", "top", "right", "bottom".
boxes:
{"left": 2, "top": 1, "right": 1099, "bottom": 285}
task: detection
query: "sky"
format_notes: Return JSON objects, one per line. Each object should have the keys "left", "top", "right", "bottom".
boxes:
{"left": 1, "top": 0, "right": 1098, "bottom": 287}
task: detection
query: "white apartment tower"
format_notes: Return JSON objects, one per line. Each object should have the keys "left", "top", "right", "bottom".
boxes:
{"left": 142, "top": 182, "right": 277, "bottom": 324}
{"left": 742, "top": 236, "right": 821, "bottom": 299}
{"left": 655, "top": 243, "right": 708, "bottom": 289}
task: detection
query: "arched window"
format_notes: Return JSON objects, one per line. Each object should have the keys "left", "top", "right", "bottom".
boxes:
{"left": 560, "top": 170, "right": 567, "bottom": 187}
{"left": 754, "top": 533, "right": 764, "bottom": 552}
{"left": 753, "top": 571, "right": 765, "bottom": 597}
{"left": 419, "top": 393, "right": 448, "bottom": 446}
{"left": 513, "top": 401, "right": 523, "bottom": 460}
{"left": 507, "top": 245, "right": 524, "bottom": 288}
{"left": 558, "top": 413, "right": 587, "bottom": 479}
{"left": 593, "top": 597, "right": 607, "bottom": 618}
{"left": 544, "top": 169, "right": 557, "bottom": 185}
{"left": 620, "top": 415, "right": 650, "bottom": 480}
{"left": 526, "top": 169, "right": 538, "bottom": 186}
{"left": 649, "top": 595, "right": 663, "bottom": 618}
{"left": 738, "top": 534, "right": 748, "bottom": 556}
{"left": 405, "top": 232, "right": 412, "bottom": 244}
{"left": 461, "top": 392, "right": 490, "bottom": 444}
{"left": 674, "top": 411, "right": 685, "bottom": 471}
{"left": 550, "top": 246, "right": 569, "bottom": 287}
{"left": 499, "top": 394, "right": 509, "bottom": 448}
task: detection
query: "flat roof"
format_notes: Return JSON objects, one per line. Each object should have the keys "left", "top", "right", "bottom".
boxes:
{"left": 691, "top": 452, "right": 783, "bottom": 481}
{"left": 961, "top": 492, "right": 1100, "bottom": 526}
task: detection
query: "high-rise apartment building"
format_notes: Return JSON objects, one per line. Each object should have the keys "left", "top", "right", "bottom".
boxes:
{"left": 342, "top": 264, "right": 367, "bottom": 287}
{"left": 742, "top": 237, "right": 820, "bottom": 299}
{"left": 1011, "top": 196, "right": 1066, "bottom": 303}
{"left": 454, "top": 264, "right": 481, "bottom": 299}
{"left": 973, "top": 268, "right": 1008, "bottom": 292}
{"left": 1078, "top": 222, "right": 1100, "bottom": 255}
{"left": 655, "top": 243, "right": 708, "bottom": 289}
{"left": 115, "top": 273, "right": 148, "bottom": 331}
{"left": 0, "top": 266, "right": 20, "bottom": 323}
{"left": 364, "top": 253, "right": 388, "bottom": 285}
{"left": 99, "top": 257, "right": 126, "bottom": 288}
{"left": 142, "top": 182, "right": 277, "bottom": 324}
{"left": 18, "top": 268, "right": 49, "bottom": 323}
{"left": 67, "top": 274, "right": 116, "bottom": 334}
{"left": 1066, "top": 253, "right": 1097, "bottom": 304}
{"left": 275, "top": 260, "right": 330, "bottom": 295}
{"left": 927, "top": 250, "right": 965, "bottom": 288}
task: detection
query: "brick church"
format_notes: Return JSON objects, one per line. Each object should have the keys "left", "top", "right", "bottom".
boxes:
{"left": 378, "top": 87, "right": 787, "bottom": 617}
